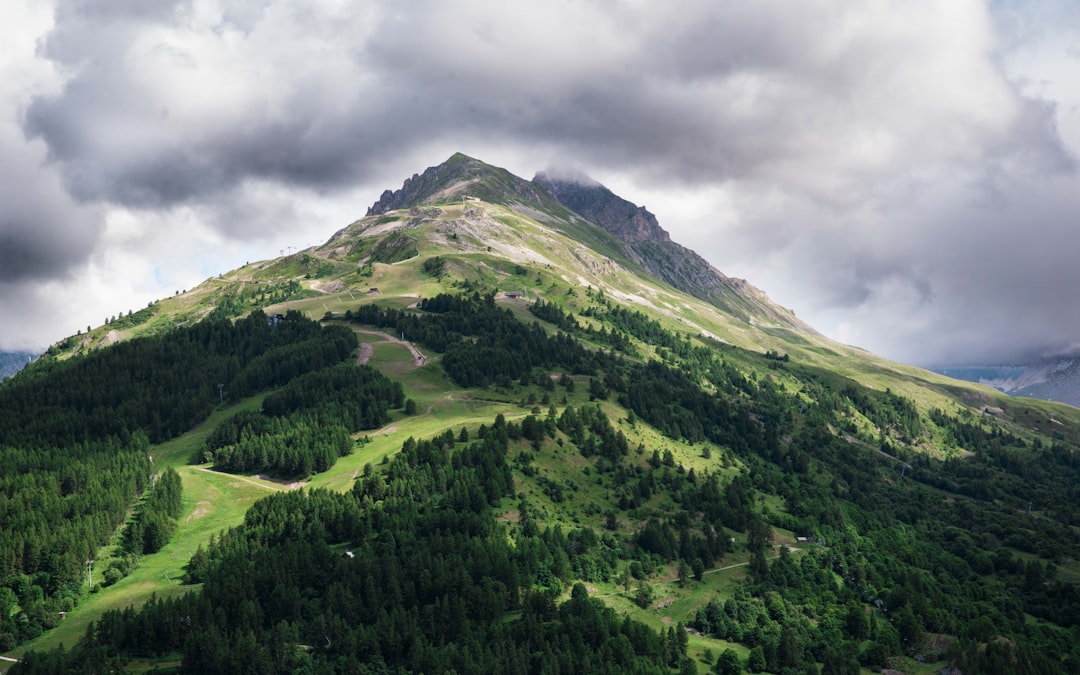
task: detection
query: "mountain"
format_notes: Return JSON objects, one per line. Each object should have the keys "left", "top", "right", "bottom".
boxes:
{"left": 369, "top": 153, "right": 807, "bottom": 331}
{"left": 0, "top": 351, "right": 35, "bottom": 380}
{"left": 935, "top": 359, "right": 1080, "bottom": 407}
{"left": 7, "top": 154, "right": 1080, "bottom": 674}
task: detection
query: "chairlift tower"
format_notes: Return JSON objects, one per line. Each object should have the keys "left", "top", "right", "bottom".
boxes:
{"left": 85, "top": 559, "right": 94, "bottom": 588}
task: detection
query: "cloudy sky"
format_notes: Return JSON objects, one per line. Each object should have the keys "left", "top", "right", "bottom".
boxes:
{"left": 2, "top": 0, "right": 1078, "bottom": 366}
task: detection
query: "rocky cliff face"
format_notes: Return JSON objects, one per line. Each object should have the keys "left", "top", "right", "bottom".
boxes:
{"left": 534, "top": 171, "right": 811, "bottom": 330}
{"left": 533, "top": 172, "right": 669, "bottom": 243}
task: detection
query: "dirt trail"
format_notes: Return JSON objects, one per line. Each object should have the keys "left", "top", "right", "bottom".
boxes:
{"left": 593, "top": 549, "right": 797, "bottom": 599}
{"left": 196, "top": 467, "right": 306, "bottom": 492}
{"left": 350, "top": 327, "right": 427, "bottom": 366}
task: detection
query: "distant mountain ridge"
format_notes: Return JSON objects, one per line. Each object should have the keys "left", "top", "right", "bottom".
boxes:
{"left": 0, "top": 350, "right": 36, "bottom": 379}
{"left": 936, "top": 359, "right": 1080, "bottom": 407}
{"left": 369, "top": 153, "right": 810, "bottom": 331}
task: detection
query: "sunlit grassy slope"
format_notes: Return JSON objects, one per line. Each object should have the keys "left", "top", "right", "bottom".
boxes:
{"left": 49, "top": 195, "right": 1080, "bottom": 434}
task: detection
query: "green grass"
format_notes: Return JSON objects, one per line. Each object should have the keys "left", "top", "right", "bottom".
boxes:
{"left": 8, "top": 399, "right": 273, "bottom": 658}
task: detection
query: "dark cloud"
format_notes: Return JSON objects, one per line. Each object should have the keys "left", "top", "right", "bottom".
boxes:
{"left": 36, "top": 0, "right": 1068, "bottom": 214}
{"left": 0, "top": 127, "right": 102, "bottom": 283}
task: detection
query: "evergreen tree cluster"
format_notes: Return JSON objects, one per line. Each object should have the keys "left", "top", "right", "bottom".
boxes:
{"left": 204, "top": 364, "right": 402, "bottom": 478}
{"left": 0, "top": 310, "right": 355, "bottom": 650}
{"left": 0, "top": 434, "right": 150, "bottom": 650}
{"left": 14, "top": 419, "right": 674, "bottom": 674}
{"left": 204, "top": 412, "right": 352, "bottom": 478}
{"left": 349, "top": 293, "right": 609, "bottom": 388}
{"left": 123, "top": 468, "right": 183, "bottom": 556}
{"left": 557, "top": 404, "right": 629, "bottom": 461}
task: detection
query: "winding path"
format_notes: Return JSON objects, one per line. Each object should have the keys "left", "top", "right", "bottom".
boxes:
{"left": 350, "top": 327, "right": 426, "bottom": 367}
{"left": 593, "top": 548, "right": 799, "bottom": 599}
{"left": 195, "top": 467, "right": 305, "bottom": 492}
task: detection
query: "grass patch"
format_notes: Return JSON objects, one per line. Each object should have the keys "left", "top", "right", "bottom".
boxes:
{"left": 9, "top": 399, "right": 273, "bottom": 658}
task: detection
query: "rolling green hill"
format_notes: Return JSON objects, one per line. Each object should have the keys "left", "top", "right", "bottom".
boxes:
{"left": 5, "top": 154, "right": 1080, "bottom": 674}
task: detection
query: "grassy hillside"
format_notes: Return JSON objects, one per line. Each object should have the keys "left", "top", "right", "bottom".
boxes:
{"left": 6, "top": 192, "right": 1080, "bottom": 673}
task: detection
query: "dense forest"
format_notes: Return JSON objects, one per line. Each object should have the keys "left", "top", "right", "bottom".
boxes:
{"left": 14, "top": 420, "right": 679, "bottom": 674}
{"left": 0, "top": 311, "right": 356, "bottom": 650}
{"left": 342, "top": 292, "right": 1080, "bottom": 672}
{"left": 203, "top": 364, "right": 404, "bottom": 478}
{"left": 8, "top": 291, "right": 1080, "bottom": 672}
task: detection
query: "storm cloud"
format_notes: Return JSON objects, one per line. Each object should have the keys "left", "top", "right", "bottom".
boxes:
{"left": 3, "top": 0, "right": 1080, "bottom": 365}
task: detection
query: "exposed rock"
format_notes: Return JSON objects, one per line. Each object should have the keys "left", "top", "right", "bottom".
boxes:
{"left": 535, "top": 170, "right": 813, "bottom": 331}
{"left": 534, "top": 171, "right": 669, "bottom": 243}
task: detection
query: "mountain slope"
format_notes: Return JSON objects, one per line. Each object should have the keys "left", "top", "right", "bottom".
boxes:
{"left": 534, "top": 170, "right": 812, "bottom": 330}
{"left": 0, "top": 350, "right": 35, "bottom": 380}
{"left": 368, "top": 153, "right": 808, "bottom": 332}
{"left": 11, "top": 153, "right": 1080, "bottom": 673}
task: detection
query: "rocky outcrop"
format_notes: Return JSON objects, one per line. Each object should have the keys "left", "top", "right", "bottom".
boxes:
{"left": 534, "top": 170, "right": 811, "bottom": 330}
{"left": 533, "top": 172, "right": 669, "bottom": 243}
{"left": 368, "top": 153, "right": 553, "bottom": 216}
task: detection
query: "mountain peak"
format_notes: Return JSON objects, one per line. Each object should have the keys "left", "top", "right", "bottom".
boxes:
{"left": 367, "top": 153, "right": 549, "bottom": 216}
{"left": 362, "top": 153, "right": 807, "bottom": 331}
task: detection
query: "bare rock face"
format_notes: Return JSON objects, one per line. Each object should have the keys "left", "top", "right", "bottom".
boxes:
{"left": 367, "top": 168, "right": 443, "bottom": 216}
{"left": 533, "top": 170, "right": 809, "bottom": 329}
{"left": 533, "top": 172, "right": 669, "bottom": 244}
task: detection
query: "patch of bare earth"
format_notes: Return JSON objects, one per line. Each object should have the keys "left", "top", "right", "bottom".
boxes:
{"left": 253, "top": 474, "right": 308, "bottom": 490}
{"left": 356, "top": 342, "right": 374, "bottom": 365}
{"left": 185, "top": 501, "right": 212, "bottom": 522}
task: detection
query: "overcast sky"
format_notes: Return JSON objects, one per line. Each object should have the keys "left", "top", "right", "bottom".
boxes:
{"left": 1, "top": 0, "right": 1078, "bottom": 366}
